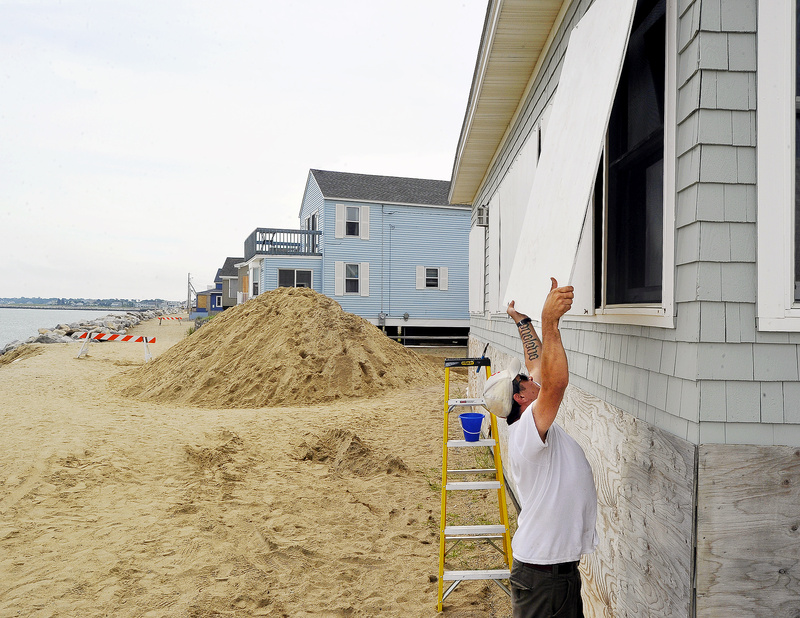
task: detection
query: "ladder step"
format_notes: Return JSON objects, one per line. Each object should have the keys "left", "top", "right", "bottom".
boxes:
{"left": 445, "top": 481, "right": 502, "bottom": 490}
{"left": 444, "top": 524, "right": 506, "bottom": 537}
{"left": 443, "top": 569, "right": 511, "bottom": 581}
{"left": 447, "top": 397, "right": 487, "bottom": 408}
{"left": 447, "top": 468, "right": 496, "bottom": 476}
{"left": 447, "top": 439, "right": 495, "bottom": 447}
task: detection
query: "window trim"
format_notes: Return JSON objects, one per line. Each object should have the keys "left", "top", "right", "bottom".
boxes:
{"left": 756, "top": 0, "right": 799, "bottom": 331}
{"left": 344, "top": 263, "right": 360, "bottom": 294}
{"left": 416, "top": 265, "right": 449, "bottom": 290}
{"left": 345, "top": 206, "right": 360, "bottom": 237}
{"left": 426, "top": 267, "right": 440, "bottom": 288}
{"left": 335, "top": 204, "right": 370, "bottom": 240}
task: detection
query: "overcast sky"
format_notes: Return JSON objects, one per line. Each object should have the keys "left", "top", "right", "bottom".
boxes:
{"left": 1, "top": 0, "right": 487, "bottom": 300}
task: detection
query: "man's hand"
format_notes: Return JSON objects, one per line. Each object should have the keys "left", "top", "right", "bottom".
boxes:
{"left": 506, "top": 300, "right": 528, "bottom": 323}
{"left": 541, "top": 278, "right": 574, "bottom": 324}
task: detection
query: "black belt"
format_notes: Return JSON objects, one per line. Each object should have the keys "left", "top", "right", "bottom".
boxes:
{"left": 521, "top": 561, "right": 579, "bottom": 575}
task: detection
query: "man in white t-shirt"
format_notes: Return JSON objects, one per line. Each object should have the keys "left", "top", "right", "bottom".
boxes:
{"left": 484, "top": 278, "right": 597, "bottom": 618}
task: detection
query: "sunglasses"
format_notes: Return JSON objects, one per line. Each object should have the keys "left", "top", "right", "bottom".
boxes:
{"left": 512, "top": 374, "right": 541, "bottom": 393}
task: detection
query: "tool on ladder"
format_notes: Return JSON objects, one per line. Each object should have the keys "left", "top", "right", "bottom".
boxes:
{"left": 437, "top": 357, "right": 513, "bottom": 611}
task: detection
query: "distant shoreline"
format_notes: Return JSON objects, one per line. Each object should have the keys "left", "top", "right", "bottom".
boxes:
{"left": 0, "top": 305, "right": 145, "bottom": 312}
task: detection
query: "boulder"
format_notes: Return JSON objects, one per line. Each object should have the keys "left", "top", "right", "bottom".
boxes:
{"left": 34, "top": 332, "right": 65, "bottom": 344}
{"left": 1, "top": 340, "right": 23, "bottom": 356}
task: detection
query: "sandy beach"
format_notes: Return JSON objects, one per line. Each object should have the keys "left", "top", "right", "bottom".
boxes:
{"left": 0, "top": 299, "right": 514, "bottom": 616}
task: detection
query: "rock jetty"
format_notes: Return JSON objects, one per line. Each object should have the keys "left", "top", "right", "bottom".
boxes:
{"left": 0, "top": 310, "right": 170, "bottom": 357}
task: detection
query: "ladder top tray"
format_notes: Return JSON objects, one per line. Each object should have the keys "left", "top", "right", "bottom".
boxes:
{"left": 444, "top": 357, "right": 492, "bottom": 368}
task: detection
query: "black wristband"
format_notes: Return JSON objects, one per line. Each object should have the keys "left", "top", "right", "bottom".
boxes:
{"left": 516, "top": 317, "right": 532, "bottom": 328}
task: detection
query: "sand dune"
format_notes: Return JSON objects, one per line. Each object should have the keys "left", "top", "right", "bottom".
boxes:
{"left": 0, "top": 309, "right": 513, "bottom": 617}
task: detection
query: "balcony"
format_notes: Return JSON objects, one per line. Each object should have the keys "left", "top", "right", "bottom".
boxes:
{"left": 244, "top": 228, "right": 322, "bottom": 261}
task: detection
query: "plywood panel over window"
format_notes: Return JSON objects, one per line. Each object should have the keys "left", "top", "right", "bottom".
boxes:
{"left": 488, "top": 192, "right": 501, "bottom": 312}
{"left": 504, "top": 0, "right": 638, "bottom": 317}
{"left": 499, "top": 128, "right": 539, "bottom": 311}
{"left": 469, "top": 225, "right": 486, "bottom": 313}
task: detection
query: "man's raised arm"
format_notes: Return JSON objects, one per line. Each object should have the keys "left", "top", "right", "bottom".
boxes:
{"left": 530, "top": 278, "right": 573, "bottom": 441}
{"left": 506, "top": 300, "right": 543, "bottom": 384}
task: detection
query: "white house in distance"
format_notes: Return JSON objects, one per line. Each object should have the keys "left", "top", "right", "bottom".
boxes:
{"left": 239, "top": 169, "right": 472, "bottom": 344}
{"left": 453, "top": 0, "right": 800, "bottom": 616}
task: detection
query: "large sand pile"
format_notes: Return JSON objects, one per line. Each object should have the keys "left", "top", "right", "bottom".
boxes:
{"left": 118, "top": 287, "right": 440, "bottom": 408}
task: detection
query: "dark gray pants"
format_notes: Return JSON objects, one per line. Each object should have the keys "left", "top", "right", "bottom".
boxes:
{"left": 510, "top": 559, "right": 584, "bottom": 618}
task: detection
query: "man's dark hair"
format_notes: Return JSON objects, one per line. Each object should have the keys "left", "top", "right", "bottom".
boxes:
{"left": 506, "top": 373, "right": 527, "bottom": 425}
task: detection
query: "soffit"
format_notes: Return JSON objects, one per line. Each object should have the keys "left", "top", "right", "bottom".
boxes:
{"left": 450, "top": 0, "right": 566, "bottom": 205}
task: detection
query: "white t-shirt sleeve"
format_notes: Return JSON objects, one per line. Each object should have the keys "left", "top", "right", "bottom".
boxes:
{"left": 511, "top": 404, "right": 548, "bottom": 462}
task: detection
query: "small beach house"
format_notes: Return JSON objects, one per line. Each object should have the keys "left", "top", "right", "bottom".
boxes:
{"left": 192, "top": 267, "right": 225, "bottom": 317}
{"left": 454, "top": 0, "right": 800, "bottom": 615}
{"left": 218, "top": 257, "right": 243, "bottom": 310}
{"left": 241, "top": 169, "right": 472, "bottom": 344}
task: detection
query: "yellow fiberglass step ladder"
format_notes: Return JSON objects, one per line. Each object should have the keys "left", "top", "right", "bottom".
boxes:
{"left": 437, "top": 357, "right": 512, "bottom": 611}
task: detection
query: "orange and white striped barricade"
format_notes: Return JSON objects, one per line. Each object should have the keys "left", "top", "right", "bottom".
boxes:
{"left": 76, "top": 332, "right": 156, "bottom": 362}
{"left": 158, "top": 317, "right": 185, "bottom": 325}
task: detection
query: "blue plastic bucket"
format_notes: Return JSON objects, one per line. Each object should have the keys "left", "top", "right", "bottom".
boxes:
{"left": 459, "top": 412, "right": 484, "bottom": 442}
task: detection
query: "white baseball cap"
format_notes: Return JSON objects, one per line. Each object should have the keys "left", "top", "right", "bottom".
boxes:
{"left": 482, "top": 358, "right": 521, "bottom": 418}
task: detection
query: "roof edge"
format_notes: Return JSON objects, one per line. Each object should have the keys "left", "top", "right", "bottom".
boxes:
{"left": 449, "top": 0, "right": 570, "bottom": 206}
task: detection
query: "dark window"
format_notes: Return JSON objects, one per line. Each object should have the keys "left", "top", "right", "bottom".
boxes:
{"left": 309, "top": 213, "right": 318, "bottom": 252}
{"left": 278, "top": 269, "right": 294, "bottom": 288}
{"left": 296, "top": 270, "right": 311, "bottom": 288}
{"left": 345, "top": 264, "right": 359, "bottom": 293}
{"left": 426, "top": 267, "right": 439, "bottom": 288}
{"left": 278, "top": 269, "right": 312, "bottom": 288}
{"left": 597, "top": 0, "right": 666, "bottom": 305}
{"left": 346, "top": 207, "right": 360, "bottom": 237}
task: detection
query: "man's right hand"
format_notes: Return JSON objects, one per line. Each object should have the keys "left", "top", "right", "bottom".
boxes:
{"left": 541, "top": 278, "right": 574, "bottom": 324}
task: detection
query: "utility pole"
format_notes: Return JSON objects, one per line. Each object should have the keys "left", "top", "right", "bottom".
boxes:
{"left": 187, "top": 273, "right": 197, "bottom": 314}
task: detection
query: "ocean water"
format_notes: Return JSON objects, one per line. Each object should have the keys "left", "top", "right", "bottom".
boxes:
{"left": 0, "top": 307, "right": 131, "bottom": 349}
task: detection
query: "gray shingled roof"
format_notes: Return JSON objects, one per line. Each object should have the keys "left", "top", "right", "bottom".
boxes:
{"left": 219, "top": 257, "right": 244, "bottom": 278}
{"left": 309, "top": 169, "right": 467, "bottom": 207}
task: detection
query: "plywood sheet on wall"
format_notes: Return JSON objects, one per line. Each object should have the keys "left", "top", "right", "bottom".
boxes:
{"left": 468, "top": 340, "right": 696, "bottom": 617}
{"left": 559, "top": 387, "right": 696, "bottom": 617}
{"left": 696, "top": 445, "right": 800, "bottom": 616}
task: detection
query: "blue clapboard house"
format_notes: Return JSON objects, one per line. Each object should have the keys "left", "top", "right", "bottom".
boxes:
{"left": 238, "top": 169, "right": 471, "bottom": 343}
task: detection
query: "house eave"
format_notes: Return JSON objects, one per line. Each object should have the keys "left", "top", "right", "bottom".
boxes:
{"left": 325, "top": 197, "right": 471, "bottom": 210}
{"left": 449, "top": 0, "right": 569, "bottom": 206}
